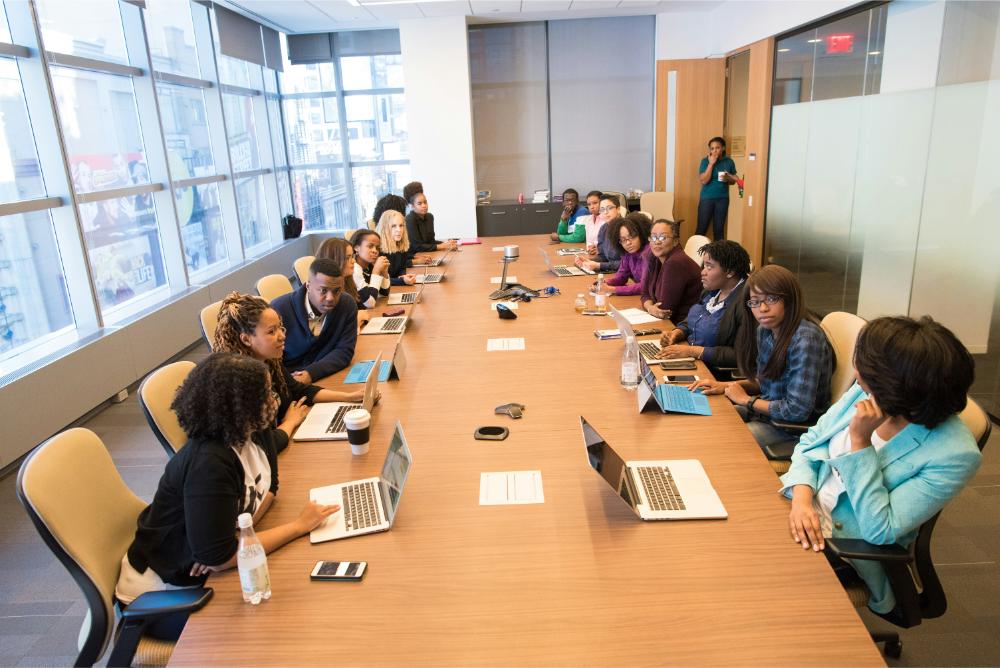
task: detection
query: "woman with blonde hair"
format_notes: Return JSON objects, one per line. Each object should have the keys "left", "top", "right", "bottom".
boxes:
{"left": 213, "top": 292, "right": 364, "bottom": 451}
{"left": 375, "top": 209, "right": 431, "bottom": 286}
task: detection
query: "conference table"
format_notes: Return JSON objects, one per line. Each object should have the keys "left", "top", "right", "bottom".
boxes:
{"left": 170, "top": 236, "right": 883, "bottom": 666}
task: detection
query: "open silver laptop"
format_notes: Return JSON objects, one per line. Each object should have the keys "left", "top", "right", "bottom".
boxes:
{"left": 387, "top": 280, "right": 425, "bottom": 306}
{"left": 361, "top": 313, "right": 407, "bottom": 335}
{"left": 580, "top": 416, "right": 727, "bottom": 520}
{"left": 412, "top": 247, "right": 455, "bottom": 268}
{"left": 414, "top": 264, "right": 445, "bottom": 283}
{"left": 607, "top": 304, "right": 694, "bottom": 367}
{"left": 294, "top": 352, "right": 382, "bottom": 441}
{"left": 538, "top": 246, "right": 593, "bottom": 277}
{"left": 309, "top": 421, "right": 413, "bottom": 542}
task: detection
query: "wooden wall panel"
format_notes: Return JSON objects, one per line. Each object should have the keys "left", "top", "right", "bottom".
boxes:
{"left": 740, "top": 37, "right": 775, "bottom": 268}
{"left": 654, "top": 59, "right": 725, "bottom": 243}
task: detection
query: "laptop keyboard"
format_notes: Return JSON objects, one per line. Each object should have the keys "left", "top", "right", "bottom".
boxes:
{"left": 554, "top": 266, "right": 574, "bottom": 276}
{"left": 342, "top": 480, "right": 382, "bottom": 531}
{"left": 400, "top": 292, "right": 416, "bottom": 303}
{"left": 637, "top": 466, "right": 686, "bottom": 511}
{"left": 325, "top": 404, "right": 360, "bottom": 434}
{"left": 381, "top": 317, "right": 404, "bottom": 331}
{"left": 639, "top": 342, "right": 661, "bottom": 359}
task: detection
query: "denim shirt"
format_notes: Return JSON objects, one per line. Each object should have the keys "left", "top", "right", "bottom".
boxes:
{"left": 757, "top": 319, "right": 833, "bottom": 423}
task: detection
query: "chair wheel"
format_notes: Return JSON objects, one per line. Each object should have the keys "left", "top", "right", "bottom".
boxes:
{"left": 883, "top": 640, "right": 902, "bottom": 659}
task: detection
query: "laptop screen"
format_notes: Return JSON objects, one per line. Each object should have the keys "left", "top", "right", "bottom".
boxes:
{"left": 579, "top": 417, "right": 638, "bottom": 513}
{"left": 379, "top": 422, "right": 412, "bottom": 524}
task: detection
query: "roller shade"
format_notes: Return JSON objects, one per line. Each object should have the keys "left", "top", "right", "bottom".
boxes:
{"left": 216, "top": 5, "right": 284, "bottom": 71}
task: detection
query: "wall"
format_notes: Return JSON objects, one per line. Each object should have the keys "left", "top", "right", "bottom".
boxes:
{"left": 399, "top": 15, "right": 478, "bottom": 238}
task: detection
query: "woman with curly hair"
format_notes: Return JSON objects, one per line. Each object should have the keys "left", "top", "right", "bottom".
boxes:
{"left": 213, "top": 292, "right": 364, "bottom": 451}
{"left": 116, "top": 353, "right": 340, "bottom": 609}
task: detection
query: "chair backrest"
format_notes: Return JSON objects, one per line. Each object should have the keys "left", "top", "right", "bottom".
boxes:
{"left": 819, "top": 311, "right": 868, "bottom": 402}
{"left": 16, "top": 428, "right": 146, "bottom": 666}
{"left": 256, "top": 274, "right": 294, "bottom": 303}
{"left": 344, "top": 228, "right": 363, "bottom": 243}
{"left": 366, "top": 218, "right": 377, "bottom": 231}
{"left": 293, "top": 255, "right": 314, "bottom": 286}
{"left": 958, "top": 396, "right": 992, "bottom": 450}
{"left": 600, "top": 190, "right": 628, "bottom": 218}
{"left": 199, "top": 299, "right": 222, "bottom": 349}
{"left": 683, "top": 234, "right": 710, "bottom": 264}
{"left": 639, "top": 191, "right": 675, "bottom": 222}
{"left": 139, "top": 361, "right": 196, "bottom": 457}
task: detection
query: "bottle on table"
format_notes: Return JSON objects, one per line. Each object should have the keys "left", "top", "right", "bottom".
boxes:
{"left": 593, "top": 274, "right": 608, "bottom": 313}
{"left": 574, "top": 293, "right": 587, "bottom": 314}
{"left": 621, "top": 335, "right": 640, "bottom": 390}
{"left": 237, "top": 512, "right": 271, "bottom": 605}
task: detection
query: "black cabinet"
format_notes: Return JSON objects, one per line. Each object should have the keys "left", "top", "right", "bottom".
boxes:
{"left": 476, "top": 201, "right": 557, "bottom": 237}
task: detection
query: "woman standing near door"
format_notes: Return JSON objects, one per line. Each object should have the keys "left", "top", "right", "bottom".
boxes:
{"left": 697, "top": 136, "right": 737, "bottom": 240}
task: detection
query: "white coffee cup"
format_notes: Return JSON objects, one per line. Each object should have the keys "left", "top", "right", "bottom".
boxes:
{"left": 343, "top": 408, "right": 371, "bottom": 455}
{"left": 717, "top": 171, "right": 726, "bottom": 182}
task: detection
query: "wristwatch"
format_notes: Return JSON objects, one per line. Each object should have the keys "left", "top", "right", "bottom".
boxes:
{"left": 747, "top": 396, "right": 759, "bottom": 414}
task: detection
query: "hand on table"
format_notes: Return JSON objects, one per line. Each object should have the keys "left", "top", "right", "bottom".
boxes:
{"left": 294, "top": 501, "right": 342, "bottom": 535}
{"left": 723, "top": 382, "right": 751, "bottom": 406}
{"left": 688, "top": 378, "right": 726, "bottom": 395}
{"left": 401, "top": 274, "right": 417, "bottom": 285}
{"left": 291, "top": 370, "right": 313, "bottom": 384}
{"left": 789, "top": 486, "right": 824, "bottom": 551}
{"left": 645, "top": 301, "right": 671, "bottom": 320}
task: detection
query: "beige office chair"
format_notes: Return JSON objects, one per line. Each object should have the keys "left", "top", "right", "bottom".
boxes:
{"left": 199, "top": 299, "right": 222, "bottom": 349}
{"left": 139, "top": 361, "right": 195, "bottom": 458}
{"left": 16, "top": 428, "right": 212, "bottom": 667}
{"left": 366, "top": 219, "right": 377, "bottom": 231}
{"left": 684, "top": 234, "right": 711, "bottom": 264}
{"left": 256, "top": 274, "right": 293, "bottom": 303}
{"left": 640, "top": 191, "right": 676, "bottom": 222}
{"left": 601, "top": 191, "right": 628, "bottom": 218}
{"left": 344, "top": 228, "right": 363, "bottom": 243}
{"left": 768, "top": 311, "right": 868, "bottom": 474}
{"left": 293, "top": 255, "right": 314, "bottom": 286}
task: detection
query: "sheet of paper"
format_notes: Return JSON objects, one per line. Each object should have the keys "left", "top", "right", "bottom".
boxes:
{"left": 616, "top": 307, "right": 661, "bottom": 325}
{"left": 490, "top": 276, "right": 518, "bottom": 284}
{"left": 489, "top": 301, "right": 519, "bottom": 311}
{"left": 557, "top": 248, "right": 585, "bottom": 256}
{"left": 486, "top": 337, "right": 525, "bottom": 352}
{"left": 479, "top": 471, "right": 545, "bottom": 505}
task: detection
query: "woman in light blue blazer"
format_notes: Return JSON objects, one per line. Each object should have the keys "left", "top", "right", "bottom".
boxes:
{"left": 779, "top": 315, "right": 981, "bottom": 617}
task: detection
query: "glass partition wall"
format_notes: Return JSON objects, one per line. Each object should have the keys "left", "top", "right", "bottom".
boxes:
{"left": 765, "top": 0, "right": 1000, "bottom": 414}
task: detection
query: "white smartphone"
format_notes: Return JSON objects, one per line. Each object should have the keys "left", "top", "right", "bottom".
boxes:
{"left": 664, "top": 374, "right": 699, "bottom": 384}
{"left": 310, "top": 560, "right": 367, "bottom": 581}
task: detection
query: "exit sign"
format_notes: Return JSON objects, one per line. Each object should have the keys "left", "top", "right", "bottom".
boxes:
{"left": 826, "top": 33, "right": 855, "bottom": 54}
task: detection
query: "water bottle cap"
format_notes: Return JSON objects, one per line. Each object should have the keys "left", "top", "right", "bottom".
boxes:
{"left": 237, "top": 512, "right": 253, "bottom": 529}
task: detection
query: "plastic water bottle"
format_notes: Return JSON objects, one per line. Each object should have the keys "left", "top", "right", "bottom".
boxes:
{"left": 621, "top": 335, "right": 640, "bottom": 390}
{"left": 574, "top": 293, "right": 587, "bottom": 314}
{"left": 236, "top": 513, "right": 271, "bottom": 605}
{"left": 594, "top": 274, "right": 608, "bottom": 313}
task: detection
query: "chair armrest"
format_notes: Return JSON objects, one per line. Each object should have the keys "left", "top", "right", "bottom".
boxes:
{"left": 122, "top": 587, "right": 214, "bottom": 620}
{"left": 763, "top": 441, "right": 797, "bottom": 461}
{"left": 827, "top": 538, "right": 912, "bottom": 563}
{"left": 768, "top": 418, "right": 812, "bottom": 434}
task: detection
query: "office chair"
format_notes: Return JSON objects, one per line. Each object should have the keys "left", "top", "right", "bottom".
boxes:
{"left": 138, "top": 361, "right": 195, "bottom": 458}
{"left": 827, "top": 398, "right": 991, "bottom": 658}
{"left": 600, "top": 191, "right": 628, "bottom": 218}
{"left": 256, "top": 273, "right": 294, "bottom": 303}
{"left": 293, "top": 255, "right": 314, "bottom": 286}
{"left": 684, "top": 234, "right": 710, "bottom": 264}
{"left": 199, "top": 299, "right": 222, "bottom": 350}
{"left": 16, "top": 428, "right": 212, "bottom": 667}
{"left": 765, "top": 311, "right": 867, "bottom": 473}
{"left": 639, "top": 191, "right": 680, "bottom": 224}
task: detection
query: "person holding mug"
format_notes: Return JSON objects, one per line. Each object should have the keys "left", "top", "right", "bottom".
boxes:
{"left": 697, "top": 136, "right": 737, "bottom": 240}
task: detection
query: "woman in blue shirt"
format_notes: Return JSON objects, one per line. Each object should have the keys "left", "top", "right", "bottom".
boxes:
{"left": 691, "top": 264, "right": 833, "bottom": 452}
{"left": 656, "top": 239, "right": 750, "bottom": 374}
{"left": 697, "top": 136, "right": 737, "bottom": 240}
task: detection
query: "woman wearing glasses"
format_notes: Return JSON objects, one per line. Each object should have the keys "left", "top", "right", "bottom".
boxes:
{"left": 270, "top": 257, "right": 358, "bottom": 384}
{"left": 593, "top": 214, "right": 651, "bottom": 296}
{"left": 640, "top": 219, "right": 702, "bottom": 321}
{"left": 576, "top": 196, "right": 631, "bottom": 274}
{"left": 690, "top": 264, "right": 832, "bottom": 451}
{"left": 213, "top": 292, "right": 364, "bottom": 452}
{"left": 656, "top": 239, "right": 751, "bottom": 374}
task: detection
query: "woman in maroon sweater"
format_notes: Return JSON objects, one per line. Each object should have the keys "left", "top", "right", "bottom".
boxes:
{"left": 641, "top": 219, "right": 702, "bottom": 322}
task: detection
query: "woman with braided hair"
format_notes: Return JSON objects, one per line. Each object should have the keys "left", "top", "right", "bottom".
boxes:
{"left": 213, "top": 292, "right": 364, "bottom": 452}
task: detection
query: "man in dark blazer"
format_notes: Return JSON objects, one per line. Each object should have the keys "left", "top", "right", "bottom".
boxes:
{"left": 271, "top": 257, "right": 357, "bottom": 383}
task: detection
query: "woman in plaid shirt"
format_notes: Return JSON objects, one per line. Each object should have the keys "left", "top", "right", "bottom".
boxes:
{"left": 691, "top": 264, "right": 833, "bottom": 451}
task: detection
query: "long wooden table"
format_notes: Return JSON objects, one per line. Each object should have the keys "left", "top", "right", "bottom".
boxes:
{"left": 171, "top": 235, "right": 883, "bottom": 666}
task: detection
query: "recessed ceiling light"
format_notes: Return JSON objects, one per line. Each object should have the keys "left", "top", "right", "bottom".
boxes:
{"left": 868, "top": 50, "right": 881, "bottom": 55}
{"left": 778, "top": 48, "right": 790, "bottom": 52}
{"left": 807, "top": 38, "right": 821, "bottom": 43}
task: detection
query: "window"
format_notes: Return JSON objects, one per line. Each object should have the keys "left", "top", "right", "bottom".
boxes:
{"left": 176, "top": 182, "right": 227, "bottom": 272}
{"left": 235, "top": 175, "right": 270, "bottom": 251}
{"left": 291, "top": 167, "right": 348, "bottom": 230}
{"left": 352, "top": 164, "right": 409, "bottom": 225}
{"left": 156, "top": 83, "right": 215, "bottom": 177}
{"left": 144, "top": 0, "right": 201, "bottom": 79}
{"left": 0, "top": 60, "right": 45, "bottom": 201}
{"left": 340, "top": 55, "right": 403, "bottom": 90}
{"left": 222, "top": 93, "right": 260, "bottom": 172}
{"left": 36, "top": 0, "right": 129, "bottom": 64}
{"left": 281, "top": 62, "right": 335, "bottom": 94}
{"left": 344, "top": 94, "right": 407, "bottom": 161}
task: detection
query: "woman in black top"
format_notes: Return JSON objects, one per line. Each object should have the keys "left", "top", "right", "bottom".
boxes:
{"left": 376, "top": 210, "right": 431, "bottom": 286}
{"left": 116, "top": 353, "right": 339, "bottom": 606}
{"left": 213, "top": 292, "right": 364, "bottom": 452}
{"left": 351, "top": 229, "right": 391, "bottom": 304}
{"left": 403, "top": 181, "right": 456, "bottom": 253}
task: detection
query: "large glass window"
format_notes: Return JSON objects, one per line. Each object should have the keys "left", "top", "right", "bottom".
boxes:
{"left": 235, "top": 174, "right": 270, "bottom": 251}
{"left": 281, "top": 62, "right": 335, "bottom": 94}
{"left": 143, "top": 0, "right": 201, "bottom": 79}
{"left": 344, "top": 94, "right": 407, "bottom": 161}
{"left": 291, "top": 167, "right": 349, "bottom": 231}
{"left": 36, "top": 0, "right": 129, "bottom": 64}
{"left": 156, "top": 83, "right": 214, "bottom": 177}
{"left": 352, "top": 163, "right": 409, "bottom": 225}
{"left": 222, "top": 92, "right": 260, "bottom": 172}
{"left": 283, "top": 97, "right": 341, "bottom": 164}
{"left": 176, "top": 181, "right": 227, "bottom": 272}
{"left": 340, "top": 55, "right": 403, "bottom": 90}
{"left": 0, "top": 60, "right": 45, "bottom": 201}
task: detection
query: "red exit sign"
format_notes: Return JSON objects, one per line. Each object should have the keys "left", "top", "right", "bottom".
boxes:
{"left": 826, "top": 33, "right": 855, "bottom": 54}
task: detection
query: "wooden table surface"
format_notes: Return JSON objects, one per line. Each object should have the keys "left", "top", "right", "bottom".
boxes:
{"left": 170, "top": 235, "right": 883, "bottom": 666}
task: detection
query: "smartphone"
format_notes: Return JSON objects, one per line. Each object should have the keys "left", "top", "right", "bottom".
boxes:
{"left": 664, "top": 374, "right": 699, "bottom": 384}
{"left": 382, "top": 307, "right": 405, "bottom": 317}
{"left": 310, "top": 561, "right": 367, "bottom": 581}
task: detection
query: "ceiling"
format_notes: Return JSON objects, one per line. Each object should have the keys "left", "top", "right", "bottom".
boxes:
{"left": 227, "top": 0, "right": 723, "bottom": 34}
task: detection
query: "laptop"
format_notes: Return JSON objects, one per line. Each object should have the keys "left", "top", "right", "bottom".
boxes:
{"left": 361, "top": 313, "right": 407, "bottom": 335}
{"left": 580, "top": 416, "right": 727, "bottom": 520}
{"left": 607, "top": 305, "right": 695, "bottom": 368}
{"left": 387, "top": 280, "right": 425, "bottom": 305}
{"left": 636, "top": 357, "right": 711, "bottom": 416}
{"left": 414, "top": 265, "right": 445, "bottom": 283}
{"left": 309, "top": 421, "right": 413, "bottom": 542}
{"left": 537, "top": 246, "right": 593, "bottom": 277}
{"left": 294, "top": 352, "right": 383, "bottom": 441}
{"left": 412, "top": 248, "right": 454, "bottom": 268}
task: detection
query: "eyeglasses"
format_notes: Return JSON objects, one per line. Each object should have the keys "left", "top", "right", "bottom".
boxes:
{"left": 747, "top": 295, "right": 782, "bottom": 309}
{"left": 598, "top": 206, "right": 617, "bottom": 214}
{"left": 649, "top": 234, "right": 674, "bottom": 243}
{"left": 619, "top": 235, "right": 636, "bottom": 244}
